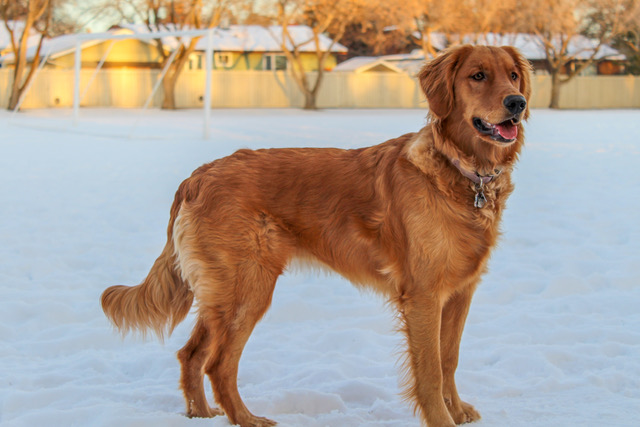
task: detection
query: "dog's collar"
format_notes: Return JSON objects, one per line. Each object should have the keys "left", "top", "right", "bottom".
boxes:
{"left": 450, "top": 158, "right": 501, "bottom": 185}
{"left": 450, "top": 158, "right": 502, "bottom": 209}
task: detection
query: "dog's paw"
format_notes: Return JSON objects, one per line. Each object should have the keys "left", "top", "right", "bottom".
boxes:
{"left": 450, "top": 400, "right": 481, "bottom": 424}
{"left": 185, "top": 401, "right": 224, "bottom": 418}
{"left": 236, "top": 415, "right": 277, "bottom": 427}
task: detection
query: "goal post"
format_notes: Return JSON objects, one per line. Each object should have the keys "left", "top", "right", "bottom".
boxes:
{"left": 71, "top": 28, "right": 215, "bottom": 138}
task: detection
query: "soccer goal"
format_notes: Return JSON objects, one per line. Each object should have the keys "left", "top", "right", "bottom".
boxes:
{"left": 9, "top": 28, "right": 216, "bottom": 139}
{"left": 73, "top": 28, "right": 215, "bottom": 139}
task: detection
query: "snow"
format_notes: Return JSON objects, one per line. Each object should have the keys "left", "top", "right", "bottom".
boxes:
{"left": 346, "top": 33, "right": 626, "bottom": 76}
{"left": 0, "top": 29, "right": 151, "bottom": 65}
{"left": 0, "top": 24, "right": 347, "bottom": 65}
{"left": 332, "top": 57, "right": 403, "bottom": 73}
{"left": 399, "top": 32, "right": 622, "bottom": 66}
{"left": 332, "top": 56, "right": 378, "bottom": 71}
{"left": 118, "top": 24, "right": 348, "bottom": 53}
{"left": 447, "top": 33, "right": 625, "bottom": 61}
{"left": 1, "top": 108, "right": 639, "bottom": 427}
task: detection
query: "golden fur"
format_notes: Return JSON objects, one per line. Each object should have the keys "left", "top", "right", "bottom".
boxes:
{"left": 101, "top": 45, "right": 532, "bottom": 427}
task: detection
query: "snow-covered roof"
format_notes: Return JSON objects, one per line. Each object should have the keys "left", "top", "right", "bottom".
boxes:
{"left": 0, "top": 28, "right": 150, "bottom": 64}
{"left": 333, "top": 56, "right": 377, "bottom": 71}
{"left": 119, "top": 23, "right": 348, "bottom": 53}
{"left": 428, "top": 33, "right": 625, "bottom": 61}
{"left": 0, "top": 24, "right": 346, "bottom": 66}
{"left": 201, "top": 25, "right": 347, "bottom": 53}
{"left": 371, "top": 49, "right": 428, "bottom": 74}
{"left": 333, "top": 57, "right": 403, "bottom": 73}
{"left": 378, "top": 49, "right": 425, "bottom": 62}
{"left": 342, "top": 32, "right": 625, "bottom": 76}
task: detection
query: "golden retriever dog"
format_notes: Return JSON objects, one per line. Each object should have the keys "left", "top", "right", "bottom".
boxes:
{"left": 101, "top": 45, "right": 531, "bottom": 427}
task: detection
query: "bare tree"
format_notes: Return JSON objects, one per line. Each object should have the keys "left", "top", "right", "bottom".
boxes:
{"left": 271, "top": 0, "right": 374, "bottom": 110}
{"left": 521, "top": 0, "right": 630, "bottom": 108}
{"left": 407, "top": 0, "right": 521, "bottom": 57}
{"left": 234, "top": 0, "right": 275, "bottom": 26}
{"left": 1, "top": 0, "right": 53, "bottom": 111}
{"left": 339, "top": 1, "right": 415, "bottom": 58}
{"left": 406, "top": 0, "right": 459, "bottom": 57}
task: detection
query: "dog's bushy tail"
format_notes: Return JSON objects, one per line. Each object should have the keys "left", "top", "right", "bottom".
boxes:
{"left": 101, "top": 242, "right": 193, "bottom": 340}
{"left": 101, "top": 180, "right": 196, "bottom": 340}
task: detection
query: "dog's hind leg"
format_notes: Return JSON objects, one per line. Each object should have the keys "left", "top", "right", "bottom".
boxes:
{"left": 177, "top": 317, "right": 224, "bottom": 418}
{"left": 440, "top": 285, "right": 481, "bottom": 424}
{"left": 174, "top": 205, "right": 291, "bottom": 426}
{"left": 201, "top": 262, "right": 281, "bottom": 427}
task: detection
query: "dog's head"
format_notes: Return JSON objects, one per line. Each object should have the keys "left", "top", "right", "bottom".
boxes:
{"left": 419, "top": 45, "right": 532, "bottom": 151}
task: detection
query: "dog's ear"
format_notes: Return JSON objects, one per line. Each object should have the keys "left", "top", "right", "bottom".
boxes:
{"left": 501, "top": 45, "right": 533, "bottom": 120}
{"left": 418, "top": 45, "right": 472, "bottom": 120}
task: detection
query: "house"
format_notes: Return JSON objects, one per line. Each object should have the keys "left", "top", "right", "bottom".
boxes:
{"left": 118, "top": 24, "right": 348, "bottom": 72}
{"left": 456, "top": 33, "right": 626, "bottom": 75}
{"left": 433, "top": 33, "right": 626, "bottom": 75}
{"left": 0, "top": 24, "right": 348, "bottom": 72}
{"left": 197, "top": 25, "right": 348, "bottom": 72}
{"left": 334, "top": 49, "right": 425, "bottom": 75}
{"left": 0, "top": 27, "right": 165, "bottom": 69}
{"left": 341, "top": 33, "right": 626, "bottom": 76}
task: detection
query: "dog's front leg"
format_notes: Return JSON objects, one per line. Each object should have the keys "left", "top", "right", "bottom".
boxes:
{"left": 400, "top": 290, "right": 456, "bottom": 427}
{"left": 440, "top": 285, "right": 481, "bottom": 424}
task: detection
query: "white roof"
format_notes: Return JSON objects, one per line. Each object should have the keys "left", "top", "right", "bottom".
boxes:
{"left": 370, "top": 50, "right": 427, "bottom": 75}
{"left": 0, "top": 28, "right": 148, "bottom": 64}
{"left": 434, "top": 33, "right": 625, "bottom": 61}
{"left": 0, "top": 24, "right": 347, "bottom": 65}
{"left": 119, "top": 23, "right": 347, "bottom": 53}
{"left": 379, "top": 49, "right": 425, "bottom": 61}
{"left": 211, "top": 25, "right": 347, "bottom": 53}
{"left": 345, "top": 32, "right": 625, "bottom": 75}
{"left": 333, "top": 57, "right": 403, "bottom": 73}
{"left": 333, "top": 56, "right": 377, "bottom": 71}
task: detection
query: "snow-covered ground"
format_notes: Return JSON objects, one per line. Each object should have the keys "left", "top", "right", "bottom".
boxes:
{"left": 1, "top": 108, "right": 639, "bottom": 427}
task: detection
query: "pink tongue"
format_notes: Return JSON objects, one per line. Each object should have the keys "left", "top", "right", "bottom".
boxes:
{"left": 495, "top": 122, "right": 517, "bottom": 140}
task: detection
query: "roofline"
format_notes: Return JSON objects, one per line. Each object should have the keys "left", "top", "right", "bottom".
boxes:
{"left": 48, "top": 36, "right": 162, "bottom": 60}
{"left": 191, "top": 47, "right": 347, "bottom": 53}
{"left": 0, "top": 29, "right": 166, "bottom": 64}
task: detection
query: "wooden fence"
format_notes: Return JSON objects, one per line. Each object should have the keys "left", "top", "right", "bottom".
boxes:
{"left": 1, "top": 68, "right": 639, "bottom": 110}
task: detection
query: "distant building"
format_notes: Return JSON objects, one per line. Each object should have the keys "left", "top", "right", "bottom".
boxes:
{"left": 333, "top": 57, "right": 404, "bottom": 73}
{"left": 458, "top": 33, "right": 626, "bottom": 75}
{"left": 0, "top": 28, "right": 164, "bottom": 69}
{"left": 0, "top": 24, "right": 348, "bottom": 72}
{"left": 118, "top": 24, "right": 348, "bottom": 72}
{"left": 338, "top": 33, "right": 627, "bottom": 76}
{"left": 334, "top": 49, "right": 425, "bottom": 75}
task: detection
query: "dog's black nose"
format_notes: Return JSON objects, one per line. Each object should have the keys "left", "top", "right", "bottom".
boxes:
{"left": 503, "top": 95, "right": 527, "bottom": 115}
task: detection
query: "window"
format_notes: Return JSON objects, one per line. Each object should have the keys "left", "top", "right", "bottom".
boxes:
{"left": 215, "top": 53, "right": 232, "bottom": 69}
{"left": 188, "top": 53, "right": 203, "bottom": 70}
{"left": 263, "top": 54, "right": 287, "bottom": 71}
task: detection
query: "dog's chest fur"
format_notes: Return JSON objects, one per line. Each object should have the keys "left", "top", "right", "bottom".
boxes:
{"left": 398, "top": 129, "right": 515, "bottom": 293}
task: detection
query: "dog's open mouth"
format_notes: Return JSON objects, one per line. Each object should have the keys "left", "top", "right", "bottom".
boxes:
{"left": 473, "top": 117, "right": 519, "bottom": 143}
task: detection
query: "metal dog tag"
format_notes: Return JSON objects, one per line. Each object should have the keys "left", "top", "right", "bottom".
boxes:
{"left": 473, "top": 180, "right": 487, "bottom": 209}
{"left": 474, "top": 190, "right": 487, "bottom": 209}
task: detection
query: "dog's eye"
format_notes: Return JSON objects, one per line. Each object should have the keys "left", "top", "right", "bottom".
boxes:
{"left": 471, "top": 72, "right": 486, "bottom": 81}
{"left": 511, "top": 72, "right": 519, "bottom": 81}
